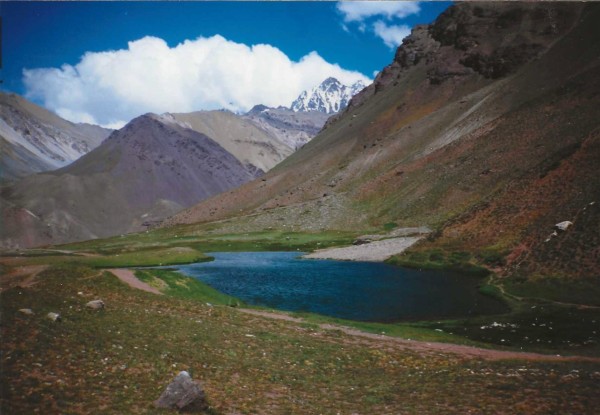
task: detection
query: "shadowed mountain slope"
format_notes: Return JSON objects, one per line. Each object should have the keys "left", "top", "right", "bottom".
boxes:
{"left": 164, "top": 2, "right": 599, "bottom": 280}
{"left": 0, "top": 114, "right": 257, "bottom": 248}
{"left": 0, "top": 93, "right": 111, "bottom": 181}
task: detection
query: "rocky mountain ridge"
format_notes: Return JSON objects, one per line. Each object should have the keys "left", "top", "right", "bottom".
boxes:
{"left": 291, "top": 77, "right": 366, "bottom": 114}
{"left": 0, "top": 92, "right": 111, "bottom": 181}
{"left": 242, "top": 77, "right": 367, "bottom": 150}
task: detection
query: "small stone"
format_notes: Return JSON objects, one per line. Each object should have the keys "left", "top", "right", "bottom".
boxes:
{"left": 86, "top": 300, "right": 105, "bottom": 310}
{"left": 47, "top": 312, "right": 61, "bottom": 322}
{"left": 18, "top": 308, "right": 34, "bottom": 315}
{"left": 155, "top": 371, "right": 207, "bottom": 412}
{"left": 555, "top": 221, "right": 573, "bottom": 231}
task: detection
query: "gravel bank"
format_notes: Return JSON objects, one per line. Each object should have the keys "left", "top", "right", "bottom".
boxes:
{"left": 303, "top": 236, "right": 423, "bottom": 262}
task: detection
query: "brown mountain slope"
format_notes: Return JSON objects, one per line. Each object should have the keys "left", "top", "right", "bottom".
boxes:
{"left": 0, "top": 93, "right": 111, "bottom": 181}
{"left": 0, "top": 114, "right": 257, "bottom": 248}
{"left": 170, "top": 110, "right": 293, "bottom": 174}
{"left": 163, "top": 2, "right": 599, "bottom": 279}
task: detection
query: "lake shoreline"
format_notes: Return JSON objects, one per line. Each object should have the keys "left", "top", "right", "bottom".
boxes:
{"left": 302, "top": 236, "right": 423, "bottom": 262}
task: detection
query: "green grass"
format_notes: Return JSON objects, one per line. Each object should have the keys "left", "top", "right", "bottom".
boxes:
{"left": 417, "top": 302, "right": 600, "bottom": 356}
{"left": 15, "top": 247, "right": 211, "bottom": 268}
{"left": 3, "top": 262, "right": 600, "bottom": 414}
{"left": 504, "top": 277, "right": 600, "bottom": 307}
{"left": 383, "top": 222, "right": 398, "bottom": 231}
{"left": 59, "top": 227, "right": 361, "bottom": 256}
{"left": 294, "top": 311, "right": 485, "bottom": 346}
{"left": 76, "top": 247, "right": 211, "bottom": 268}
{"left": 135, "top": 268, "right": 242, "bottom": 307}
{"left": 387, "top": 248, "right": 490, "bottom": 276}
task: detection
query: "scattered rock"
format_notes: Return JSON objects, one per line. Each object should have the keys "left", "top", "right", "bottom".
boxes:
{"left": 353, "top": 237, "right": 373, "bottom": 245}
{"left": 18, "top": 308, "right": 34, "bottom": 315}
{"left": 555, "top": 221, "right": 573, "bottom": 231}
{"left": 154, "top": 371, "right": 207, "bottom": 412}
{"left": 561, "top": 373, "right": 579, "bottom": 382}
{"left": 47, "top": 312, "right": 61, "bottom": 322}
{"left": 86, "top": 299, "right": 105, "bottom": 310}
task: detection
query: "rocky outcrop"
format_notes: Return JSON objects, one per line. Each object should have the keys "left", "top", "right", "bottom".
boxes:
{"left": 155, "top": 371, "right": 207, "bottom": 412}
{"left": 345, "top": 2, "right": 584, "bottom": 111}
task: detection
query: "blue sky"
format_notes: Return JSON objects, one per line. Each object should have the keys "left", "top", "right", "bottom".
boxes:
{"left": 1, "top": 1, "right": 451, "bottom": 126}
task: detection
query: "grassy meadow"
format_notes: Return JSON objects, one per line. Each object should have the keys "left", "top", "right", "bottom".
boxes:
{"left": 2, "top": 228, "right": 600, "bottom": 413}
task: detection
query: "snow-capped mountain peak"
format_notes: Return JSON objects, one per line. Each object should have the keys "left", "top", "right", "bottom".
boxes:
{"left": 291, "top": 78, "right": 367, "bottom": 114}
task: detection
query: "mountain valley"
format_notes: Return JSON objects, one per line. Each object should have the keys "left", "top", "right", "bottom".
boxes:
{"left": 1, "top": 2, "right": 600, "bottom": 414}
{"left": 165, "top": 1, "right": 599, "bottom": 286}
{"left": 0, "top": 77, "right": 362, "bottom": 248}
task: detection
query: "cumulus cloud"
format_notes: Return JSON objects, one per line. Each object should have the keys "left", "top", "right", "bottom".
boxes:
{"left": 23, "top": 35, "right": 370, "bottom": 128}
{"left": 337, "top": 1, "right": 421, "bottom": 22}
{"left": 336, "top": 1, "right": 419, "bottom": 49}
{"left": 373, "top": 21, "right": 411, "bottom": 49}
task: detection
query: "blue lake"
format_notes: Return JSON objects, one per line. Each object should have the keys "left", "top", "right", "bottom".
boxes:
{"left": 176, "top": 251, "right": 508, "bottom": 322}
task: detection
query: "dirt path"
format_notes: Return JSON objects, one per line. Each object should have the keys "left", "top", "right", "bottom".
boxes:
{"left": 238, "top": 309, "right": 600, "bottom": 362}
{"left": 0, "top": 265, "right": 48, "bottom": 291}
{"left": 109, "top": 269, "right": 163, "bottom": 295}
{"left": 303, "top": 237, "right": 422, "bottom": 261}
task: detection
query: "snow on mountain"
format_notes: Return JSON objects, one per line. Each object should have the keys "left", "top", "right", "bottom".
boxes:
{"left": 290, "top": 77, "right": 367, "bottom": 114}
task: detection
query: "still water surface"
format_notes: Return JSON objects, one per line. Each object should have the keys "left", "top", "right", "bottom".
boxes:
{"left": 176, "top": 252, "right": 508, "bottom": 322}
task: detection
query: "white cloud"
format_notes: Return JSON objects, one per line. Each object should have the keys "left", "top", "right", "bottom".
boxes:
{"left": 337, "top": 1, "right": 420, "bottom": 23}
{"left": 373, "top": 21, "right": 411, "bottom": 49}
{"left": 23, "top": 35, "right": 370, "bottom": 128}
{"left": 336, "top": 1, "right": 419, "bottom": 49}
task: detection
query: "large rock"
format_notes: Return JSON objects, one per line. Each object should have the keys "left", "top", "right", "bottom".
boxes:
{"left": 85, "top": 299, "right": 105, "bottom": 310}
{"left": 154, "top": 371, "right": 207, "bottom": 412}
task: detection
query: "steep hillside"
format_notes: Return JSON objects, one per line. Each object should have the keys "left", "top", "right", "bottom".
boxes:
{"left": 164, "top": 2, "right": 599, "bottom": 280}
{"left": 0, "top": 93, "right": 111, "bottom": 180}
{"left": 0, "top": 114, "right": 257, "bottom": 248}
{"left": 170, "top": 110, "right": 293, "bottom": 174}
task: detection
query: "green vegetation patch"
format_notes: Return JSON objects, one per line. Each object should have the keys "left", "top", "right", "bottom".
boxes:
{"left": 19, "top": 247, "right": 211, "bottom": 268}
{"left": 504, "top": 277, "right": 600, "bottom": 307}
{"left": 388, "top": 248, "right": 490, "bottom": 276}
{"left": 135, "top": 268, "right": 242, "bottom": 307}
{"left": 417, "top": 302, "right": 600, "bottom": 356}
{"left": 76, "top": 247, "right": 211, "bottom": 268}
{"left": 59, "top": 228, "right": 361, "bottom": 256}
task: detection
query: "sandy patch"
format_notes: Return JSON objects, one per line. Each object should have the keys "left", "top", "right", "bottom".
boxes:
{"left": 303, "top": 236, "right": 423, "bottom": 262}
{"left": 109, "top": 269, "right": 163, "bottom": 295}
{"left": 0, "top": 265, "right": 48, "bottom": 291}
